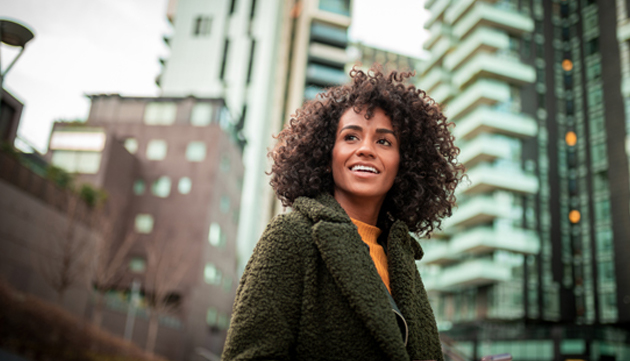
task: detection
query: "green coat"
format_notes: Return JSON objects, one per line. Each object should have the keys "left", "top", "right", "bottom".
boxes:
{"left": 222, "top": 194, "right": 444, "bottom": 361}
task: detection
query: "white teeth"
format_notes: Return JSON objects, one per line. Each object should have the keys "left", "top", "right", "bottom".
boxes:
{"left": 351, "top": 165, "right": 379, "bottom": 173}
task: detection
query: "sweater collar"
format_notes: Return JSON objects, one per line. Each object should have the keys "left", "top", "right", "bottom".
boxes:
{"left": 293, "top": 194, "right": 424, "bottom": 261}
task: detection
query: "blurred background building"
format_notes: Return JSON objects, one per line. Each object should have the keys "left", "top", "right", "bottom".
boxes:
{"left": 418, "top": 0, "right": 630, "bottom": 360}
{"left": 156, "top": 0, "right": 352, "bottom": 275}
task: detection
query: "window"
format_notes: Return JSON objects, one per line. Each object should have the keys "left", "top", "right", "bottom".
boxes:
{"left": 191, "top": 103, "right": 214, "bottom": 126}
{"left": 133, "top": 179, "right": 146, "bottom": 195}
{"left": 220, "top": 195, "right": 231, "bottom": 213}
{"left": 220, "top": 155, "right": 231, "bottom": 172}
{"left": 208, "top": 222, "right": 226, "bottom": 247}
{"left": 318, "top": 0, "right": 351, "bottom": 16}
{"left": 186, "top": 141, "right": 206, "bottom": 162}
{"left": 129, "top": 257, "right": 146, "bottom": 273}
{"left": 51, "top": 150, "right": 102, "bottom": 174}
{"left": 135, "top": 214, "right": 154, "bottom": 233}
{"left": 206, "top": 307, "right": 218, "bottom": 325}
{"left": 588, "top": 87, "right": 604, "bottom": 108}
{"left": 204, "top": 263, "right": 222, "bottom": 285}
{"left": 217, "top": 313, "right": 230, "bottom": 330}
{"left": 193, "top": 15, "right": 212, "bottom": 36}
{"left": 151, "top": 176, "right": 171, "bottom": 198}
{"left": 220, "top": 39, "right": 230, "bottom": 80}
{"left": 223, "top": 277, "right": 232, "bottom": 292}
{"left": 246, "top": 40, "right": 256, "bottom": 84}
{"left": 586, "top": 38, "right": 599, "bottom": 56}
{"left": 146, "top": 140, "right": 167, "bottom": 160}
{"left": 124, "top": 138, "right": 138, "bottom": 154}
{"left": 144, "top": 102, "right": 177, "bottom": 125}
{"left": 178, "top": 177, "right": 192, "bottom": 194}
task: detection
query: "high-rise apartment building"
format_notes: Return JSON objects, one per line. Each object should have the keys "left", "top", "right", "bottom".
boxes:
{"left": 419, "top": 0, "right": 630, "bottom": 359}
{"left": 47, "top": 95, "right": 244, "bottom": 359}
{"left": 157, "top": 0, "right": 352, "bottom": 273}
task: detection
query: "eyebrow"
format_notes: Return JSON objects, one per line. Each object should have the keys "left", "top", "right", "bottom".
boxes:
{"left": 339, "top": 125, "right": 396, "bottom": 136}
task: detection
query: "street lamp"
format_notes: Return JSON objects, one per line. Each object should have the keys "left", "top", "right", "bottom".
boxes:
{"left": 0, "top": 18, "right": 35, "bottom": 114}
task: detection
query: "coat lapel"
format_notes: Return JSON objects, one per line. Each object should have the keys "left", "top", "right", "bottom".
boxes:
{"left": 294, "top": 195, "right": 409, "bottom": 361}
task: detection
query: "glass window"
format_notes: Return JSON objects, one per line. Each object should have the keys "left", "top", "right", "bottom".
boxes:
{"left": 151, "top": 176, "right": 171, "bottom": 198}
{"left": 146, "top": 140, "right": 167, "bottom": 160}
{"left": 51, "top": 150, "right": 101, "bottom": 174}
{"left": 129, "top": 257, "right": 146, "bottom": 273}
{"left": 178, "top": 177, "right": 192, "bottom": 194}
{"left": 144, "top": 102, "right": 177, "bottom": 125}
{"left": 124, "top": 138, "right": 138, "bottom": 154}
{"left": 206, "top": 307, "right": 217, "bottom": 325}
{"left": 223, "top": 276, "right": 232, "bottom": 292}
{"left": 186, "top": 141, "right": 206, "bottom": 162}
{"left": 220, "top": 195, "right": 230, "bottom": 213}
{"left": 135, "top": 214, "right": 154, "bottom": 233}
{"left": 220, "top": 155, "right": 231, "bottom": 172}
{"left": 191, "top": 103, "right": 214, "bottom": 126}
{"left": 208, "top": 222, "right": 226, "bottom": 247}
{"left": 204, "top": 263, "right": 222, "bottom": 285}
{"left": 217, "top": 313, "right": 230, "bottom": 330}
{"left": 318, "top": 0, "right": 351, "bottom": 16}
{"left": 133, "top": 179, "right": 145, "bottom": 195}
{"left": 588, "top": 87, "right": 604, "bottom": 108}
{"left": 192, "top": 15, "right": 212, "bottom": 36}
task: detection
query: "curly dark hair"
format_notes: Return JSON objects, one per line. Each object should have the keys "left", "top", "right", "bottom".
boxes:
{"left": 269, "top": 67, "right": 464, "bottom": 236}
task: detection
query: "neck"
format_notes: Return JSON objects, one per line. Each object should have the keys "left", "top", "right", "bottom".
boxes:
{"left": 333, "top": 192, "right": 384, "bottom": 226}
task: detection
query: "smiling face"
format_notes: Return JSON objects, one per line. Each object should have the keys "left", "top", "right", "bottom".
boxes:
{"left": 331, "top": 107, "right": 400, "bottom": 210}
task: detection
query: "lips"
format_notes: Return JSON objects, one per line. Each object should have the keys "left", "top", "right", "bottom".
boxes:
{"left": 350, "top": 164, "right": 380, "bottom": 174}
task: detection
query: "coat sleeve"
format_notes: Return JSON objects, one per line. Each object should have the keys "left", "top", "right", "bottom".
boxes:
{"left": 222, "top": 214, "right": 307, "bottom": 361}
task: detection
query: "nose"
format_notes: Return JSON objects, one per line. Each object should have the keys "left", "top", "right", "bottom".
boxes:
{"left": 356, "top": 139, "right": 376, "bottom": 158}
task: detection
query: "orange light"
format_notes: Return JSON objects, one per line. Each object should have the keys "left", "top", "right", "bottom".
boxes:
{"left": 562, "top": 59, "right": 573, "bottom": 71}
{"left": 569, "top": 210, "right": 581, "bottom": 223}
{"left": 565, "top": 131, "right": 577, "bottom": 146}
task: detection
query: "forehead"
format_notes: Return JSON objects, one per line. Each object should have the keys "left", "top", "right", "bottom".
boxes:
{"left": 337, "top": 107, "right": 393, "bottom": 130}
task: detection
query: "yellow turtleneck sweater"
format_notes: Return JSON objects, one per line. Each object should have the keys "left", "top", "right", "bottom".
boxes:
{"left": 350, "top": 218, "right": 391, "bottom": 294}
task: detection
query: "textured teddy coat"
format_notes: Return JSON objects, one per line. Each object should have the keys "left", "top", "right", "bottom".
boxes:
{"left": 222, "top": 194, "right": 444, "bottom": 361}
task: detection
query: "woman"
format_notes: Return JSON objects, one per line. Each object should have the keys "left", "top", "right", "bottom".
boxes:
{"left": 222, "top": 68, "right": 463, "bottom": 361}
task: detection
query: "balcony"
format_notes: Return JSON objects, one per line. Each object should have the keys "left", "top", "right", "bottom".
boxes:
{"left": 424, "top": 259, "right": 512, "bottom": 291}
{"left": 424, "top": 22, "right": 451, "bottom": 51}
{"left": 444, "top": 27, "right": 509, "bottom": 71}
{"left": 445, "top": 0, "right": 501, "bottom": 26}
{"left": 431, "top": 83, "right": 456, "bottom": 104}
{"left": 453, "top": 106, "right": 537, "bottom": 141}
{"left": 309, "top": 42, "right": 349, "bottom": 66}
{"left": 425, "top": 0, "right": 450, "bottom": 29}
{"left": 457, "top": 134, "right": 513, "bottom": 167}
{"left": 310, "top": 22, "right": 348, "bottom": 48}
{"left": 452, "top": 52, "right": 536, "bottom": 89}
{"left": 420, "top": 241, "right": 459, "bottom": 265}
{"left": 618, "top": 18, "right": 630, "bottom": 42}
{"left": 306, "top": 63, "right": 347, "bottom": 86}
{"left": 453, "top": 2, "right": 534, "bottom": 40}
{"left": 449, "top": 226, "right": 540, "bottom": 255}
{"left": 420, "top": 37, "right": 452, "bottom": 76}
{"left": 445, "top": 79, "right": 510, "bottom": 120}
{"left": 420, "top": 67, "right": 451, "bottom": 94}
{"left": 442, "top": 193, "right": 514, "bottom": 229}
{"left": 462, "top": 163, "right": 539, "bottom": 195}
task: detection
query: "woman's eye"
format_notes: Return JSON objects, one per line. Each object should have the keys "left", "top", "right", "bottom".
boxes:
{"left": 344, "top": 134, "right": 358, "bottom": 141}
{"left": 377, "top": 139, "right": 392, "bottom": 146}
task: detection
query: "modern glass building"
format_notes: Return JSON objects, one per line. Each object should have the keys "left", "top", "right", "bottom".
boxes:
{"left": 418, "top": 0, "right": 630, "bottom": 360}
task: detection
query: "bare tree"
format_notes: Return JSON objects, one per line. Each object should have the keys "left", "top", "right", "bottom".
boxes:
{"left": 143, "top": 228, "right": 197, "bottom": 354}
{"left": 90, "top": 199, "right": 136, "bottom": 328}
{"left": 35, "top": 194, "right": 95, "bottom": 305}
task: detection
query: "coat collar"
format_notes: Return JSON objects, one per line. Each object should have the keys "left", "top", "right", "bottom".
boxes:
{"left": 293, "top": 194, "right": 413, "bottom": 360}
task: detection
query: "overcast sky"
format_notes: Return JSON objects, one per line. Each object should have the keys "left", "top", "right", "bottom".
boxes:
{"left": 1, "top": 0, "right": 428, "bottom": 152}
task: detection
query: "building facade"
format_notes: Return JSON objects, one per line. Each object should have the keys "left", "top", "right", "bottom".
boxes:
{"left": 47, "top": 95, "right": 244, "bottom": 360}
{"left": 157, "top": 0, "right": 352, "bottom": 273}
{"left": 419, "top": 0, "right": 630, "bottom": 360}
